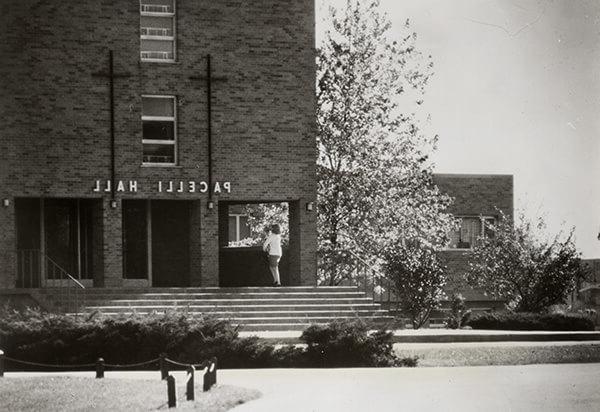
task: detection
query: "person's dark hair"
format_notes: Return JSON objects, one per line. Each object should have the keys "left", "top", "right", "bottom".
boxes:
{"left": 271, "top": 224, "right": 281, "bottom": 234}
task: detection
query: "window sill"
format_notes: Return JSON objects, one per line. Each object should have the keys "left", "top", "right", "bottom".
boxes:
{"left": 141, "top": 164, "right": 182, "bottom": 168}
{"left": 141, "top": 59, "right": 178, "bottom": 64}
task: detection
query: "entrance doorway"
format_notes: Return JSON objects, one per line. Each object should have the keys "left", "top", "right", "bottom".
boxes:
{"left": 218, "top": 202, "right": 289, "bottom": 287}
{"left": 15, "top": 198, "right": 97, "bottom": 287}
{"left": 122, "top": 199, "right": 191, "bottom": 287}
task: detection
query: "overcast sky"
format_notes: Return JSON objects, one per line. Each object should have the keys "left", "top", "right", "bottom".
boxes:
{"left": 317, "top": 0, "right": 600, "bottom": 258}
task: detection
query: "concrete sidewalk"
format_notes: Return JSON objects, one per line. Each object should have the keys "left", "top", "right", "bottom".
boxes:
{"left": 240, "top": 328, "right": 600, "bottom": 344}
{"left": 7, "top": 364, "right": 600, "bottom": 411}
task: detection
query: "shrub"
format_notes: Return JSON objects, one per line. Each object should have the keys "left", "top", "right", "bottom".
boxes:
{"left": 0, "top": 310, "right": 417, "bottom": 369}
{"left": 444, "top": 293, "right": 472, "bottom": 329}
{"left": 300, "top": 319, "right": 416, "bottom": 367}
{"left": 383, "top": 241, "right": 447, "bottom": 329}
{"left": 467, "top": 212, "right": 588, "bottom": 312}
{"left": 465, "top": 311, "right": 594, "bottom": 331}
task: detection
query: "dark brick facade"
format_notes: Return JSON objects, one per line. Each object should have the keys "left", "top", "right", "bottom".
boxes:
{"left": 0, "top": 0, "right": 317, "bottom": 288}
{"left": 433, "top": 174, "right": 513, "bottom": 302}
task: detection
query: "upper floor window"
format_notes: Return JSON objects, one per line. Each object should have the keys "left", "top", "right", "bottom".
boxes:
{"left": 447, "top": 216, "right": 495, "bottom": 249}
{"left": 140, "top": 0, "right": 176, "bottom": 62}
{"left": 142, "top": 95, "right": 176, "bottom": 165}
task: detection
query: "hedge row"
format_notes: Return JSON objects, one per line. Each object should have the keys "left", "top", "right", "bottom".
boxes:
{"left": 465, "top": 312, "right": 595, "bottom": 331}
{"left": 0, "top": 309, "right": 416, "bottom": 369}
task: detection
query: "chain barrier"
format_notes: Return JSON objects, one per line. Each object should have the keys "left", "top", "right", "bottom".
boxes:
{"left": 4, "top": 357, "right": 95, "bottom": 369}
{"left": 0, "top": 350, "right": 217, "bottom": 396}
{"left": 3, "top": 356, "right": 158, "bottom": 370}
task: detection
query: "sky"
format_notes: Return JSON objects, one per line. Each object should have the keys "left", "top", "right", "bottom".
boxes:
{"left": 316, "top": 0, "right": 600, "bottom": 258}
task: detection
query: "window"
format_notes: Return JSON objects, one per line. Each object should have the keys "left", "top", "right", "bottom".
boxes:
{"left": 142, "top": 95, "right": 176, "bottom": 165}
{"left": 228, "top": 214, "right": 251, "bottom": 242}
{"left": 140, "top": 0, "right": 176, "bottom": 62}
{"left": 447, "top": 216, "right": 496, "bottom": 249}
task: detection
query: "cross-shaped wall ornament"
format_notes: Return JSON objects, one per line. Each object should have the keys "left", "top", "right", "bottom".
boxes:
{"left": 92, "top": 50, "right": 132, "bottom": 201}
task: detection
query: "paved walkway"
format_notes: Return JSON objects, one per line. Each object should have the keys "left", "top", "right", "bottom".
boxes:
{"left": 240, "top": 329, "right": 600, "bottom": 343}
{"left": 7, "top": 363, "right": 600, "bottom": 411}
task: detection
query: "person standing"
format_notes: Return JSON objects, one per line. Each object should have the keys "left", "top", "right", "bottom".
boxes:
{"left": 263, "top": 224, "right": 282, "bottom": 286}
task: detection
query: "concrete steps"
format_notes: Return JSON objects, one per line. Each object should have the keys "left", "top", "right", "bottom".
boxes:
{"left": 43, "top": 286, "right": 395, "bottom": 331}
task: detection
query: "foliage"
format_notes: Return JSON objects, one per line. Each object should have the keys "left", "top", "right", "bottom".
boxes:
{"left": 316, "top": 0, "right": 455, "bottom": 285}
{"left": 444, "top": 293, "right": 472, "bottom": 329}
{"left": 0, "top": 309, "right": 417, "bottom": 369}
{"left": 240, "top": 202, "right": 289, "bottom": 247}
{"left": 382, "top": 242, "right": 446, "bottom": 329}
{"left": 300, "top": 319, "right": 416, "bottom": 367}
{"left": 466, "top": 212, "right": 588, "bottom": 312}
{"left": 465, "top": 311, "right": 595, "bottom": 331}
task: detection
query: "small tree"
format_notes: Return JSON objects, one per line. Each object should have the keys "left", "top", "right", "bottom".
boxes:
{"left": 383, "top": 242, "right": 446, "bottom": 329}
{"left": 467, "top": 212, "right": 588, "bottom": 312}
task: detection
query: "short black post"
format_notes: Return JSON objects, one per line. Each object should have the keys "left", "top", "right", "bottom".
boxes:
{"left": 167, "top": 374, "right": 177, "bottom": 408}
{"left": 210, "top": 357, "right": 217, "bottom": 387}
{"left": 203, "top": 358, "right": 217, "bottom": 391}
{"left": 186, "top": 365, "right": 195, "bottom": 401}
{"left": 0, "top": 349, "right": 4, "bottom": 377}
{"left": 96, "top": 357, "right": 105, "bottom": 379}
{"left": 159, "top": 353, "right": 168, "bottom": 380}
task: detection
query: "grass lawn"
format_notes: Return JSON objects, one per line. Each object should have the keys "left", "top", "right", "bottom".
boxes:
{"left": 394, "top": 342, "right": 600, "bottom": 367}
{"left": 0, "top": 377, "right": 261, "bottom": 411}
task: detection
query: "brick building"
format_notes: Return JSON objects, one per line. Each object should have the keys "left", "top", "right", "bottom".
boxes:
{"left": 434, "top": 173, "right": 514, "bottom": 306}
{"left": 1, "top": 0, "right": 317, "bottom": 291}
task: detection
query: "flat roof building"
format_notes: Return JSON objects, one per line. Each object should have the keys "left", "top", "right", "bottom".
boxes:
{"left": 1, "top": 0, "right": 317, "bottom": 290}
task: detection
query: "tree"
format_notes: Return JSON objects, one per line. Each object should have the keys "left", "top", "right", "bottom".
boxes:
{"left": 382, "top": 241, "right": 447, "bottom": 329}
{"left": 316, "top": 0, "right": 455, "bottom": 285}
{"left": 231, "top": 203, "right": 289, "bottom": 247}
{"left": 466, "top": 212, "right": 588, "bottom": 312}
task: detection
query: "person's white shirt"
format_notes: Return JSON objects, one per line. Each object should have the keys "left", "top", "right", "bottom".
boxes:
{"left": 263, "top": 233, "right": 282, "bottom": 256}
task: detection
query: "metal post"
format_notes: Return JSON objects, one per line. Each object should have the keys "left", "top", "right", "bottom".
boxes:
{"left": 186, "top": 365, "right": 195, "bottom": 401}
{"left": 167, "top": 375, "right": 177, "bottom": 408}
{"left": 108, "top": 50, "right": 115, "bottom": 202}
{"left": 159, "top": 353, "right": 168, "bottom": 380}
{"left": 96, "top": 358, "right": 105, "bottom": 379}
{"left": 206, "top": 54, "right": 213, "bottom": 201}
{"left": 0, "top": 349, "right": 4, "bottom": 377}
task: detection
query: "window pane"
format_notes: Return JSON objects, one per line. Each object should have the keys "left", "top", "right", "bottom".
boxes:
{"left": 143, "top": 144, "right": 174, "bottom": 163}
{"left": 239, "top": 216, "right": 251, "bottom": 240}
{"left": 483, "top": 218, "right": 495, "bottom": 239}
{"left": 143, "top": 121, "right": 174, "bottom": 140}
{"left": 448, "top": 228, "right": 460, "bottom": 248}
{"left": 141, "top": 39, "right": 174, "bottom": 54}
{"left": 142, "top": 97, "right": 174, "bottom": 117}
{"left": 460, "top": 218, "right": 481, "bottom": 248}
{"left": 228, "top": 216, "right": 237, "bottom": 242}
{"left": 142, "top": 0, "right": 174, "bottom": 9}
{"left": 141, "top": 16, "right": 173, "bottom": 33}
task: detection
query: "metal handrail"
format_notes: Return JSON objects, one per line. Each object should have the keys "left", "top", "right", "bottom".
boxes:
{"left": 45, "top": 255, "right": 85, "bottom": 289}
{"left": 16, "top": 249, "right": 86, "bottom": 314}
{"left": 343, "top": 247, "right": 392, "bottom": 304}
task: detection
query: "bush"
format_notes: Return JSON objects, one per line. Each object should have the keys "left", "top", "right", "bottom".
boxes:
{"left": 0, "top": 309, "right": 417, "bottom": 369}
{"left": 444, "top": 293, "right": 472, "bottom": 329}
{"left": 382, "top": 241, "right": 447, "bottom": 329}
{"left": 465, "top": 311, "right": 595, "bottom": 331}
{"left": 300, "top": 319, "right": 417, "bottom": 367}
{"left": 467, "top": 212, "right": 588, "bottom": 312}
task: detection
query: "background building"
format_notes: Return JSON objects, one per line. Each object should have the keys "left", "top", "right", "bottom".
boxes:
{"left": 1, "top": 0, "right": 317, "bottom": 291}
{"left": 434, "top": 173, "right": 514, "bottom": 308}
